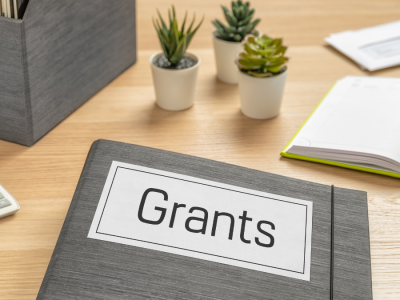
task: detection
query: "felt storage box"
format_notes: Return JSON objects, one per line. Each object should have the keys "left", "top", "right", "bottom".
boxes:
{"left": 0, "top": 0, "right": 137, "bottom": 146}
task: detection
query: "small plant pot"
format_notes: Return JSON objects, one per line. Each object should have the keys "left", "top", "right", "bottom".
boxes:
{"left": 238, "top": 67, "right": 288, "bottom": 119}
{"left": 212, "top": 29, "right": 260, "bottom": 85}
{"left": 150, "top": 52, "right": 201, "bottom": 111}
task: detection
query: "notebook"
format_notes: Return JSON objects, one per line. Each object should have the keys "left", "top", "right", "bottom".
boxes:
{"left": 281, "top": 76, "right": 400, "bottom": 179}
{"left": 37, "top": 140, "right": 372, "bottom": 299}
{"left": 325, "top": 21, "right": 400, "bottom": 71}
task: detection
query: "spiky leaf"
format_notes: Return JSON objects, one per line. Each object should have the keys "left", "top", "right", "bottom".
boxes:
{"left": 222, "top": 5, "right": 238, "bottom": 27}
{"left": 212, "top": 1, "right": 260, "bottom": 42}
{"left": 154, "top": 6, "right": 203, "bottom": 65}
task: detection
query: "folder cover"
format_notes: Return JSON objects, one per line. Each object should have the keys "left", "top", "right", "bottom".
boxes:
{"left": 37, "top": 140, "right": 372, "bottom": 299}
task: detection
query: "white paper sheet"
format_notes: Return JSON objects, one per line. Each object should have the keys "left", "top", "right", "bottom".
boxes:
{"left": 325, "top": 20, "right": 400, "bottom": 71}
{"left": 88, "top": 161, "right": 313, "bottom": 281}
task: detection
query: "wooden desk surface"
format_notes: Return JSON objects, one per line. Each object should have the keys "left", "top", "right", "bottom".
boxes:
{"left": 1, "top": 0, "right": 399, "bottom": 299}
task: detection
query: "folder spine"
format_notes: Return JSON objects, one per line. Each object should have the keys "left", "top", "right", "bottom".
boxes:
{"left": 20, "top": 19, "right": 34, "bottom": 146}
{"left": 0, "top": 17, "right": 30, "bottom": 145}
{"left": 36, "top": 141, "right": 101, "bottom": 299}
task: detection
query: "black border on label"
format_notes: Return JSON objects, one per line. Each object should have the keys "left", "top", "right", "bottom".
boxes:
{"left": 96, "top": 166, "right": 310, "bottom": 275}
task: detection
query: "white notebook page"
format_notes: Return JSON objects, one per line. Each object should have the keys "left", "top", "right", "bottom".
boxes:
{"left": 287, "top": 76, "right": 400, "bottom": 165}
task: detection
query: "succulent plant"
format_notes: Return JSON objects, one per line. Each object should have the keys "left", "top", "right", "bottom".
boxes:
{"left": 153, "top": 6, "right": 204, "bottom": 65}
{"left": 235, "top": 35, "right": 288, "bottom": 78}
{"left": 212, "top": 1, "right": 260, "bottom": 42}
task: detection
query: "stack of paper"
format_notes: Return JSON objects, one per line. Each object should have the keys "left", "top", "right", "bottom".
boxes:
{"left": 325, "top": 21, "right": 400, "bottom": 71}
{"left": 281, "top": 76, "right": 400, "bottom": 178}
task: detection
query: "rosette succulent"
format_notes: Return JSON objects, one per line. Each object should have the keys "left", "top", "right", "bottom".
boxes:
{"left": 212, "top": 1, "right": 260, "bottom": 42}
{"left": 235, "top": 35, "right": 288, "bottom": 78}
{"left": 153, "top": 5, "right": 204, "bottom": 65}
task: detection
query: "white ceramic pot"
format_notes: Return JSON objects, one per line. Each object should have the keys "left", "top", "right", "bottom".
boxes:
{"left": 212, "top": 31, "right": 242, "bottom": 84}
{"left": 212, "top": 29, "right": 260, "bottom": 85}
{"left": 150, "top": 52, "right": 200, "bottom": 111}
{"left": 238, "top": 68, "right": 288, "bottom": 119}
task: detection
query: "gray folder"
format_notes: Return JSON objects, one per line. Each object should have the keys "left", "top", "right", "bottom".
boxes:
{"left": 37, "top": 140, "right": 372, "bottom": 299}
{"left": 0, "top": 1, "right": 136, "bottom": 146}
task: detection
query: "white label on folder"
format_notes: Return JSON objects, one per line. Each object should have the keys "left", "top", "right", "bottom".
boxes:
{"left": 88, "top": 161, "right": 313, "bottom": 281}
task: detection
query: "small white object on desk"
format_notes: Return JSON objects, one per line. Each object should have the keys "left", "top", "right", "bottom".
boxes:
{"left": 325, "top": 20, "right": 400, "bottom": 71}
{"left": 0, "top": 183, "right": 20, "bottom": 219}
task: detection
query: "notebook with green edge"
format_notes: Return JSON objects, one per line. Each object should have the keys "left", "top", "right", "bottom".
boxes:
{"left": 281, "top": 76, "right": 400, "bottom": 179}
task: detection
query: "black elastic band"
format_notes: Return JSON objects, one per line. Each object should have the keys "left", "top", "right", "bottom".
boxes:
{"left": 330, "top": 185, "right": 334, "bottom": 300}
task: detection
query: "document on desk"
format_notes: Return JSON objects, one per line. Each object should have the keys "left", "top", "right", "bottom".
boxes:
{"left": 88, "top": 161, "right": 313, "bottom": 281}
{"left": 325, "top": 20, "right": 400, "bottom": 71}
{"left": 282, "top": 76, "right": 400, "bottom": 178}
{"left": 37, "top": 140, "right": 373, "bottom": 299}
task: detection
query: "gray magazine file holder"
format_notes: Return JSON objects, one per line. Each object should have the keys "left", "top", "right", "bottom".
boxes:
{"left": 0, "top": 0, "right": 137, "bottom": 146}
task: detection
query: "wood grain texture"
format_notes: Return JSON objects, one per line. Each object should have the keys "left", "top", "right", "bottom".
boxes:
{"left": 0, "top": 0, "right": 399, "bottom": 299}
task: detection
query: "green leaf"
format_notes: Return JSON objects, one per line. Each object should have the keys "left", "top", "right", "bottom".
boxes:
{"left": 186, "top": 15, "right": 204, "bottom": 47}
{"left": 153, "top": 19, "right": 169, "bottom": 58}
{"left": 170, "top": 19, "right": 180, "bottom": 55}
{"left": 237, "top": 58, "right": 261, "bottom": 70}
{"left": 157, "top": 20, "right": 171, "bottom": 46}
{"left": 172, "top": 5, "right": 176, "bottom": 19}
{"left": 264, "top": 57, "right": 287, "bottom": 67}
{"left": 186, "top": 13, "right": 196, "bottom": 34}
{"left": 272, "top": 38, "right": 282, "bottom": 47}
{"left": 233, "top": 34, "right": 242, "bottom": 41}
{"left": 232, "top": 6, "right": 240, "bottom": 19}
{"left": 256, "top": 35, "right": 273, "bottom": 47}
{"left": 246, "top": 36, "right": 257, "bottom": 45}
{"left": 212, "top": 19, "right": 224, "bottom": 31}
{"left": 157, "top": 9, "right": 168, "bottom": 32}
{"left": 257, "top": 48, "right": 278, "bottom": 56}
{"left": 181, "top": 11, "right": 188, "bottom": 33}
{"left": 169, "top": 34, "right": 187, "bottom": 65}
{"left": 242, "top": 3, "right": 249, "bottom": 17}
{"left": 247, "top": 8, "right": 255, "bottom": 18}
{"left": 224, "top": 26, "right": 237, "bottom": 34}
{"left": 168, "top": 9, "right": 172, "bottom": 26}
{"left": 212, "top": 19, "right": 235, "bottom": 34}
{"left": 216, "top": 28, "right": 230, "bottom": 39}
{"left": 232, "top": 1, "right": 238, "bottom": 10}
{"left": 238, "top": 18, "right": 260, "bottom": 35}
{"left": 266, "top": 65, "right": 284, "bottom": 73}
{"left": 222, "top": 5, "right": 238, "bottom": 26}
{"left": 274, "top": 46, "right": 287, "bottom": 55}
{"left": 238, "top": 6, "right": 245, "bottom": 19}
{"left": 248, "top": 71, "right": 272, "bottom": 78}
{"left": 244, "top": 43, "right": 260, "bottom": 55}
{"left": 238, "top": 13, "right": 253, "bottom": 26}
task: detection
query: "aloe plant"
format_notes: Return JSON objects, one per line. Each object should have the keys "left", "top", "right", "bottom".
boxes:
{"left": 235, "top": 35, "right": 288, "bottom": 78}
{"left": 153, "top": 6, "right": 204, "bottom": 66}
{"left": 212, "top": 1, "right": 260, "bottom": 42}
